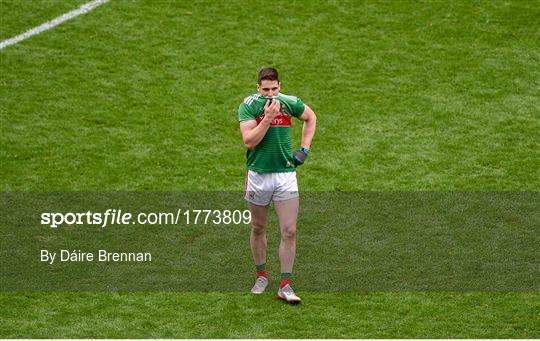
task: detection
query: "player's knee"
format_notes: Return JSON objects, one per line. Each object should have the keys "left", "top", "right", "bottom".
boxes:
{"left": 281, "top": 225, "right": 296, "bottom": 240}
{"left": 251, "top": 221, "right": 267, "bottom": 236}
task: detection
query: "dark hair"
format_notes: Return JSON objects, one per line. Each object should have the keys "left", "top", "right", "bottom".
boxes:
{"left": 258, "top": 67, "right": 280, "bottom": 84}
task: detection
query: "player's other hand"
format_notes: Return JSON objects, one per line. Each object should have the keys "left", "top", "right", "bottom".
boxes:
{"left": 263, "top": 99, "right": 280, "bottom": 124}
{"left": 293, "top": 147, "right": 310, "bottom": 166}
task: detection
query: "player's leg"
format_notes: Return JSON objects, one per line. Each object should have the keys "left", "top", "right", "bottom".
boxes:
{"left": 274, "top": 197, "right": 299, "bottom": 275}
{"left": 249, "top": 202, "right": 269, "bottom": 294}
{"left": 274, "top": 196, "right": 302, "bottom": 303}
{"left": 273, "top": 171, "right": 301, "bottom": 303}
{"left": 245, "top": 170, "right": 272, "bottom": 294}
{"left": 249, "top": 202, "right": 269, "bottom": 270}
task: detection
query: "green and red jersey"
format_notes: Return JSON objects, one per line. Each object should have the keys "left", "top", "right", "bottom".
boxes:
{"left": 238, "top": 93, "right": 305, "bottom": 173}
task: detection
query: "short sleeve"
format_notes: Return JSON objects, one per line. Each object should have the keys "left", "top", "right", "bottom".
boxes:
{"left": 289, "top": 97, "right": 305, "bottom": 118}
{"left": 238, "top": 103, "right": 256, "bottom": 122}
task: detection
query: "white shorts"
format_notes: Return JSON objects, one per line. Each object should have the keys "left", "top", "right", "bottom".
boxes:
{"left": 244, "top": 170, "right": 299, "bottom": 206}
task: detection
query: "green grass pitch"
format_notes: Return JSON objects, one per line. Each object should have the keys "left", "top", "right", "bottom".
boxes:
{"left": 1, "top": 0, "right": 539, "bottom": 338}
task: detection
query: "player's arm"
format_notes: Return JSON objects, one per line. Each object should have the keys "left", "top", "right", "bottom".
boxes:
{"left": 292, "top": 104, "right": 317, "bottom": 166}
{"left": 240, "top": 100, "right": 280, "bottom": 151}
{"left": 298, "top": 104, "right": 317, "bottom": 149}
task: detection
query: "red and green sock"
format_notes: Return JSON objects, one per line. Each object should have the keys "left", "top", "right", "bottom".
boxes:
{"left": 255, "top": 263, "right": 268, "bottom": 278}
{"left": 280, "top": 272, "right": 293, "bottom": 288}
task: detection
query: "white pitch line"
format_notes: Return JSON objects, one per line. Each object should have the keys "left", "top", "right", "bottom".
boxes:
{"left": 0, "top": 0, "right": 109, "bottom": 50}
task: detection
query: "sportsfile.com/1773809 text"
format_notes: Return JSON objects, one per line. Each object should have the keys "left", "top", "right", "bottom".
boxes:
{"left": 40, "top": 208, "right": 252, "bottom": 228}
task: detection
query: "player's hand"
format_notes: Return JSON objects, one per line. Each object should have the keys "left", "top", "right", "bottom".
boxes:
{"left": 263, "top": 99, "right": 280, "bottom": 124}
{"left": 293, "top": 147, "right": 310, "bottom": 167}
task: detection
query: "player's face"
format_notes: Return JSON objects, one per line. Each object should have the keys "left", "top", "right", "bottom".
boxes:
{"left": 257, "top": 80, "right": 280, "bottom": 97}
